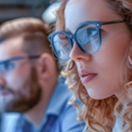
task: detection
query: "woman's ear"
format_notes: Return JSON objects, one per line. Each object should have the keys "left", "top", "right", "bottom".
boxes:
{"left": 37, "top": 53, "right": 56, "bottom": 80}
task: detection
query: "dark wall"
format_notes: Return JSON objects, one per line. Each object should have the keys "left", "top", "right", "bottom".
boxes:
{"left": 0, "top": 0, "right": 50, "bottom": 23}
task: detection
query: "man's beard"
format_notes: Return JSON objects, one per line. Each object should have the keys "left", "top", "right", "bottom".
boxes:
{"left": 0, "top": 68, "right": 42, "bottom": 113}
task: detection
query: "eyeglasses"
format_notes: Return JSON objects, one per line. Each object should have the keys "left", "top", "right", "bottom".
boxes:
{"left": 48, "top": 19, "right": 125, "bottom": 61}
{"left": 0, "top": 55, "right": 40, "bottom": 73}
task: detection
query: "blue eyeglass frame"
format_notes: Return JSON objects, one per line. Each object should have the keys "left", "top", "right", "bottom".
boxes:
{"left": 0, "top": 55, "right": 41, "bottom": 65}
{"left": 48, "top": 19, "right": 125, "bottom": 61}
{"left": 0, "top": 55, "right": 41, "bottom": 73}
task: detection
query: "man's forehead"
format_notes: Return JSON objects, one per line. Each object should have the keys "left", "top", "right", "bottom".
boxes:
{"left": 0, "top": 35, "right": 25, "bottom": 60}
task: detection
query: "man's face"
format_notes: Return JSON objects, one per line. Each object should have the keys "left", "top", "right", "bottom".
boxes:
{"left": 0, "top": 36, "right": 41, "bottom": 112}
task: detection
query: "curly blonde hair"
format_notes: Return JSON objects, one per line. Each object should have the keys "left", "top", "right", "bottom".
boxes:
{"left": 55, "top": 0, "right": 132, "bottom": 132}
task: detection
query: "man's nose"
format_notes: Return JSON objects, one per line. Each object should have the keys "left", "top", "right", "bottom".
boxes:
{"left": 0, "top": 74, "right": 6, "bottom": 86}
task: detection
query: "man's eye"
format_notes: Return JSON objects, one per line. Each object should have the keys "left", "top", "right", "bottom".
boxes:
{"left": 3, "top": 62, "right": 15, "bottom": 71}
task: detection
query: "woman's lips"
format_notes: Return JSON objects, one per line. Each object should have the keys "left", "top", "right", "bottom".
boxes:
{"left": 80, "top": 73, "right": 97, "bottom": 84}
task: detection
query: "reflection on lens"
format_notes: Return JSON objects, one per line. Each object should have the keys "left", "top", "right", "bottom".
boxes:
{"left": 53, "top": 33, "right": 72, "bottom": 60}
{"left": 76, "top": 24, "right": 100, "bottom": 54}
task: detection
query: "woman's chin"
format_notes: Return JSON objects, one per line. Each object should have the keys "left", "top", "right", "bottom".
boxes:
{"left": 86, "top": 89, "right": 113, "bottom": 100}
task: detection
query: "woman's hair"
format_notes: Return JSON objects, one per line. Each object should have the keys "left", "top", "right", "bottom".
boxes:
{"left": 56, "top": 0, "right": 132, "bottom": 131}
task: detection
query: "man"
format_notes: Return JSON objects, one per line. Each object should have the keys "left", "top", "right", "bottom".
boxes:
{"left": 0, "top": 18, "right": 85, "bottom": 132}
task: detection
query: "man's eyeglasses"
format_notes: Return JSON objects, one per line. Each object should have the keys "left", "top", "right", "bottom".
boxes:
{"left": 0, "top": 55, "right": 40, "bottom": 73}
{"left": 48, "top": 19, "right": 125, "bottom": 61}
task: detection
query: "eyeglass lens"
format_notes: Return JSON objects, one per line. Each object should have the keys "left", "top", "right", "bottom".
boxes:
{"left": 52, "top": 24, "right": 100, "bottom": 60}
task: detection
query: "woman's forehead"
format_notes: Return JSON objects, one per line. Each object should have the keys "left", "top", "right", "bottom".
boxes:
{"left": 64, "top": 0, "right": 122, "bottom": 32}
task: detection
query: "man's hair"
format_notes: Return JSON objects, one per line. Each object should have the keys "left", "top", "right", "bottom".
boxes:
{"left": 0, "top": 17, "right": 52, "bottom": 55}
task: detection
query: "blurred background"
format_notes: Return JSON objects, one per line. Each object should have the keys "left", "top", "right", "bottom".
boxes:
{"left": 0, "top": 0, "right": 60, "bottom": 25}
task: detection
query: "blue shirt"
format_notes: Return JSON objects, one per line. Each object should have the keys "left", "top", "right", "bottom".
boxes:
{"left": 1, "top": 76, "right": 85, "bottom": 132}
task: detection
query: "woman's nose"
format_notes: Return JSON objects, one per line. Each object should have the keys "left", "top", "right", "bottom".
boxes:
{"left": 69, "top": 42, "right": 91, "bottom": 62}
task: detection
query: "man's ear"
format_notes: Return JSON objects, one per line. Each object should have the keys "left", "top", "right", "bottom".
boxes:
{"left": 37, "top": 53, "right": 56, "bottom": 80}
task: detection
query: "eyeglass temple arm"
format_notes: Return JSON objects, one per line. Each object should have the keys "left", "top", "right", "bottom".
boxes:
{"left": 0, "top": 57, "right": 25, "bottom": 64}
{"left": 101, "top": 19, "right": 125, "bottom": 25}
{"left": 0, "top": 55, "right": 41, "bottom": 64}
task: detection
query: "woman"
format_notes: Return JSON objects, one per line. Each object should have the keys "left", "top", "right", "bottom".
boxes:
{"left": 49, "top": 0, "right": 132, "bottom": 131}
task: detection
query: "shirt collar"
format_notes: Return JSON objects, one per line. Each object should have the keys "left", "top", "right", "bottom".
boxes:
{"left": 46, "top": 76, "right": 71, "bottom": 116}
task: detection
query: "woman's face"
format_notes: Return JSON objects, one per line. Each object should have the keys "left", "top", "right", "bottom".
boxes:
{"left": 65, "top": 0, "right": 131, "bottom": 99}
